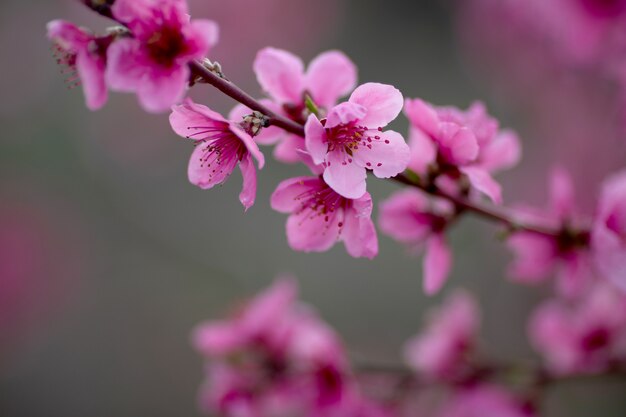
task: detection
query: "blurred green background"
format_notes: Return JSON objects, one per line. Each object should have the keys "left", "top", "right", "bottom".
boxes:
{"left": 1, "top": 1, "right": 626, "bottom": 416}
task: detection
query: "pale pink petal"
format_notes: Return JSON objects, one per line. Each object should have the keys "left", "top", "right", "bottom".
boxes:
{"left": 378, "top": 189, "right": 433, "bottom": 243}
{"left": 270, "top": 177, "right": 317, "bottom": 213}
{"left": 507, "top": 232, "right": 557, "bottom": 282}
{"left": 238, "top": 154, "right": 257, "bottom": 211}
{"left": 407, "top": 128, "right": 437, "bottom": 174}
{"left": 188, "top": 19, "right": 219, "bottom": 51}
{"left": 75, "top": 52, "right": 107, "bottom": 110}
{"left": 404, "top": 98, "right": 440, "bottom": 137}
{"left": 306, "top": 50, "right": 357, "bottom": 108}
{"left": 274, "top": 135, "right": 304, "bottom": 163}
{"left": 349, "top": 83, "right": 403, "bottom": 128}
{"left": 352, "top": 130, "right": 410, "bottom": 178}
{"left": 192, "top": 321, "right": 244, "bottom": 356}
{"left": 325, "top": 102, "right": 367, "bottom": 128}
{"left": 46, "top": 20, "right": 90, "bottom": 50}
{"left": 323, "top": 152, "right": 367, "bottom": 199}
{"left": 105, "top": 39, "right": 146, "bottom": 92}
{"left": 557, "top": 255, "right": 593, "bottom": 298}
{"left": 187, "top": 142, "right": 238, "bottom": 189}
{"left": 423, "top": 234, "right": 452, "bottom": 295}
{"left": 253, "top": 47, "right": 305, "bottom": 104}
{"left": 304, "top": 114, "right": 328, "bottom": 165}
{"left": 243, "top": 278, "right": 298, "bottom": 335}
{"left": 438, "top": 123, "right": 479, "bottom": 165}
{"left": 549, "top": 166, "right": 575, "bottom": 220}
{"left": 170, "top": 99, "right": 228, "bottom": 138}
{"left": 286, "top": 205, "right": 341, "bottom": 252}
{"left": 136, "top": 66, "right": 189, "bottom": 112}
{"left": 478, "top": 129, "right": 521, "bottom": 172}
{"left": 342, "top": 194, "right": 378, "bottom": 259}
{"left": 461, "top": 167, "right": 502, "bottom": 204}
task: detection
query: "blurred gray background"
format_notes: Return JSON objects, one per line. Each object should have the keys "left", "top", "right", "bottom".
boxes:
{"left": 1, "top": 1, "right": 625, "bottom": 416}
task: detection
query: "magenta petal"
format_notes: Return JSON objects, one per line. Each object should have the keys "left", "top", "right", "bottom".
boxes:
{"left": 192, "top": 321, "right": 244, "bottom": 356}
{"left": 460, "top": 167, "right": 502, "bottom": 204}
{"left": 170, "top": 99, "right": 228, "bottom": 138}
{"left": 325, "top": 102, "right": 367, "bottom": 128}
{"left": 304, "top": 114, "right": 328, "bottom": 165}
{"left": 76, "top": 52, "right": 107, "bottom": 110}
{"left": 189, "top": 19, "right": 220, "bottom": 51}
{"left": 342, "top": 195, "right": 378, "bottom": 259}
{"left": 438, "top": 123, "right": 479, "bottom": 165}
{"left": 187, "top": 141, "right": 238, "bottom": 190}
{"left": 238, "top": 154, "right": 257, "bottom": 211}
{"left": 105, "top": 39, "right": 146, "bottom": 92}
{"left": 232, "top": 126, "right": 265, "bottom": 169}
{"left": 423, "top": 234, "right": 452, "bottom": 295}
{"left": 306, "top": 50, "right": 357, "bottom": 108}
{"left": 46, "top": 20, "right": 90, "bottom": 50}
{"left": 549, "top": 167, "right": 575, "bottom": 220}
{"left": 253, "top": 47, "right": 305, "bottom": 104}
{"left": 136, "top": 66, "right": 189, "bottom": 112}
{"left": 274, "top": 135, "right": 304, "bottom": 163}
{"left": 378, "top": 189, "right": 433, "bottom": 243}
{"left": 349, "top": 82, "right": 403, "bottom": 128}
{"left": 353, "top": 130, "right": 410, "bottom": 178}
{"left": 507, "top": 232, "right": 557, "bottom": 282}
{"left": 323, "top": 152, "right": 367, "bottom": 199}
{"left": 271, "top": 176, "right": 317, "bottom": 213}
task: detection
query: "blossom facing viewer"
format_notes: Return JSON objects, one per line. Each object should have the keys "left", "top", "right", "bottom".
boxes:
{"left": 404, "top": 290, "right": 480, "bottom": 379}
{"left": 253, "top": 48, "right": 358, "bottom": 163}
{"left": 379, "top": 189, "right": 454, "bottom": 294}
{"left": 271, "top": 176, "right": 378, "bottom": 259}
{"left": 305, "top": 82, "right": 410, "bottom": 199}
{"left": 47, "top": 20, "right": 112, "bottom": 110}
{"left": 106, "top": 0, "right": 219, "bottom": 112}
{"left": 169, "top": 99, "right": 264, "bottom": 210}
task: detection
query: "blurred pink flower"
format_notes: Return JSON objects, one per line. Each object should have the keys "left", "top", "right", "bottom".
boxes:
{"left": 507, "top": 168, "right": 594, "bottom": 297}
{"left": 271, "top": 176, "right": 378, "bottom": 259}
{"left": 169, "top": 98, "right": 264, "bottom": 210}
{"left": 404, "top": 99, "right": 520, "bottom": 204}
{"left": 437, "top": 384, "right": 532, "bottom": 417}
{"left": 529, "top": 282, "right": 626, "bottom": 375}
{"left": 106, "top": 0, "right": 219, "bottom": 112}
{"left": 305, "top": 83, "right": 409, "bottom": 199}
{"left": 47, "top": 19, "right": 110, "bottom": 110}
{"left": 592, "top": 170, "right": 626, "bottom": 291}
{"left": 378, "top": 189, "right": 454, "bottom": 294}
{"left": 253, "top": 47, "right": 357, "bottom": 164}
{"left": 404, "top": 290, "right": 480, "bottom": 379}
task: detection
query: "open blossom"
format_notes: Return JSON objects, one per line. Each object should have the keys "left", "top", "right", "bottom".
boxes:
{"left": 106, "top": 0, "right": 219, "bottom": 112}
{"left": 437, "top": 385, "right": 533, "bottom": 417}
{"left": 379, "top": 189, "right": 454, "bottom": 294}
{"left": 305, "top": 83, "right": 410, "bottom": 199}
{"left": 271, "top": 176, "right": 378, "bottom": 259}
{"left": 507, "top": 168, "right": 593, "bottom": 297}
{"left": 529, "top": 282, "right": 626, "bottom": 375}
{"left": 254, "top": 48, "right": 357, "bottom": 163}
{"left": 47, "top": 20, "right": 112, "bottom": 110}
{"left": 592, "top": 170, "right": 626, "bottom": 292}
{"left": 404, "top": 99, "right": 521, "bottom": 204}
{"left": 193, "top": 278, "right": 352, "bottom": 417}
{"left": 404, "top": 291, "right": 479, "bottom": 379}
{"left": 169, "top": 99, "right": 264, "bottom": 210}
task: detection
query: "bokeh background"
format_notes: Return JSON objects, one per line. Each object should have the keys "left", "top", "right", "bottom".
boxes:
{"left": 2, "top": 1, "right": 626, "bottom": 416}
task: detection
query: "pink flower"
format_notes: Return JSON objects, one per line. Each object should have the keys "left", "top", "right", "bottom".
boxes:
{"left": 404, "top": 291, "right": 480, "bottom": 379}
{"left": 529, "top": 282, "right": 626, "bottom": 375}
{"left": 404, "top": 99, "right": 521, "bottom": 204}
{"left": 106, "top": 0, "right": 219, "bottom": 112}
{"left": 270, "top": 176, "right": 378, "bottom": 259}
{"left": 592, "top": 170, "right": 626, "bottom": 292}
{"left": 193, "top": 278, "right": 351, "bottom": 417}
{"left": 378, "top": 189, "right": 454, "bottom": 294}
{"left": 47, "top": 20, "right": 111, "bottom": 110}
{"left": 169, "top": 99, "right": 264, "bottom": 210}
{"left": 507, "top": 168, "right": 593, "bottom": 297}
{"left": 437, "top": 385, "right": 532, "bottom": 417}
{"left": 253, "top": 48, "right": 358, "bottom": 164}
{"left": 305, "top": 83, "right": 410, "bottom": 199}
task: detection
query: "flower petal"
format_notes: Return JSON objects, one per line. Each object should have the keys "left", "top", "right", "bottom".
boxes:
{"left": 478, "top": 129, "right": 521, "bottom": 172}
{"left": 170, "top": 98, "right": 229, "bottom": 138}
{"left": 286, "top": 205, "right": 341, "bottom": 253}
{"left": 342, "top": 195, "right": 378, "bottom": 259}
{"left": 136, "top": 66, "right": 189, "bottom": 112}
{"left": 353, "top": 130, "right": 410, "bottom": 178}
{"left": 461, "top": 167, "right": 502, "bottom": 204}
{"left": 253, "top": 47, "right": 305, "bottom": 104}
{"left": 304, "top": 114, "right": 327, "bottom": 165}
{"left": 325, "top": 102, "right": 367, "bottom": 129}
{"left": 349, "top": 83, "right": 403, "bottom": 128}
{"left": 238, "top": 153, "right": 257, "bottom": 211}
{"left": 271, "top": 176, "right": 319, "bottom": 213}
{"left": 549, "top": 167, "right": 575, "bottom": 220}
{"left": 306, "top": 50, "right": 357, "bottom": 109}
{"left": 323, "top": 152, "right": 367, "bottom": 199}
{"left": 187, "top": 140, "right": 238, "bottom": 189}
{"left": 438, "top": 123, "right": 479, "bottom": 165}
{"left": 404, "top": 98, "right": 440, "bottom": 137}
{"left": 47, "top": 20, "right": 91, "bottom": 50}
{"left": 105, "top": 39, "right": 146, "bottom": 92}
{"left": 76, "top": 52, "right": 107, "bottom": 110}
{"left": 423, "top": 234, "right": 452, "bottom": 295}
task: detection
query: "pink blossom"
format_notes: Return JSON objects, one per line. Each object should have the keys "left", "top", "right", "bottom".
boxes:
{"left": 437, "top": 385, "right": 532, "bottom": 417}
{"left": 529, "top": 282, "right": 626, "bottom": 375}
{"left": 592, "top": 170, "right": 626, "bottom": 292}
{"left": 507, "top": 168, "right": 593, "bottom": 297}
{"left": 193, "top": 278, "right": 351, "bottom": 417}
{"left": 305, "top": 83, "right": 409, "bottom": 199}
{"left": 253, "top": 48, "right": 358, "bottom": 164}
{"left": 404, "top": 291, "right": 480, "bottom": 379}
{"left": 404, "top": 99, "right": 521, "bottom": 204}
{"left": 270, "top": 176, "right": 378, "bottom": 259}
{"left": 47, "top": 20, "right": 111, "bottom": 110}
{"left": 169, "top": 99, "right": 264, "bottom": 210}
{"left": 106, "top": 0, "right": 219, "bottom": 112}
{"left": 378, "top": 189, "right": 454, "bottom": 294}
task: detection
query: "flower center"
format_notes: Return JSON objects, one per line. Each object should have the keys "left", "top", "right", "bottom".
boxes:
{"left": 147, "top": 24, "right": 186, "bottom": 68}
{"left": 326, "top": 123, "right": 387, "bottom": 168}
{"left": 581, "top": 327, "right": 611, "bottom": 353}
{"left": 580, "top": 0, "right": 626, "bottom": 17}
{"left": 293, "top": 183, "right": 346, "bottom": 227}
{"left": 187, "top": 125, "right": 247, "bottom": 180}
